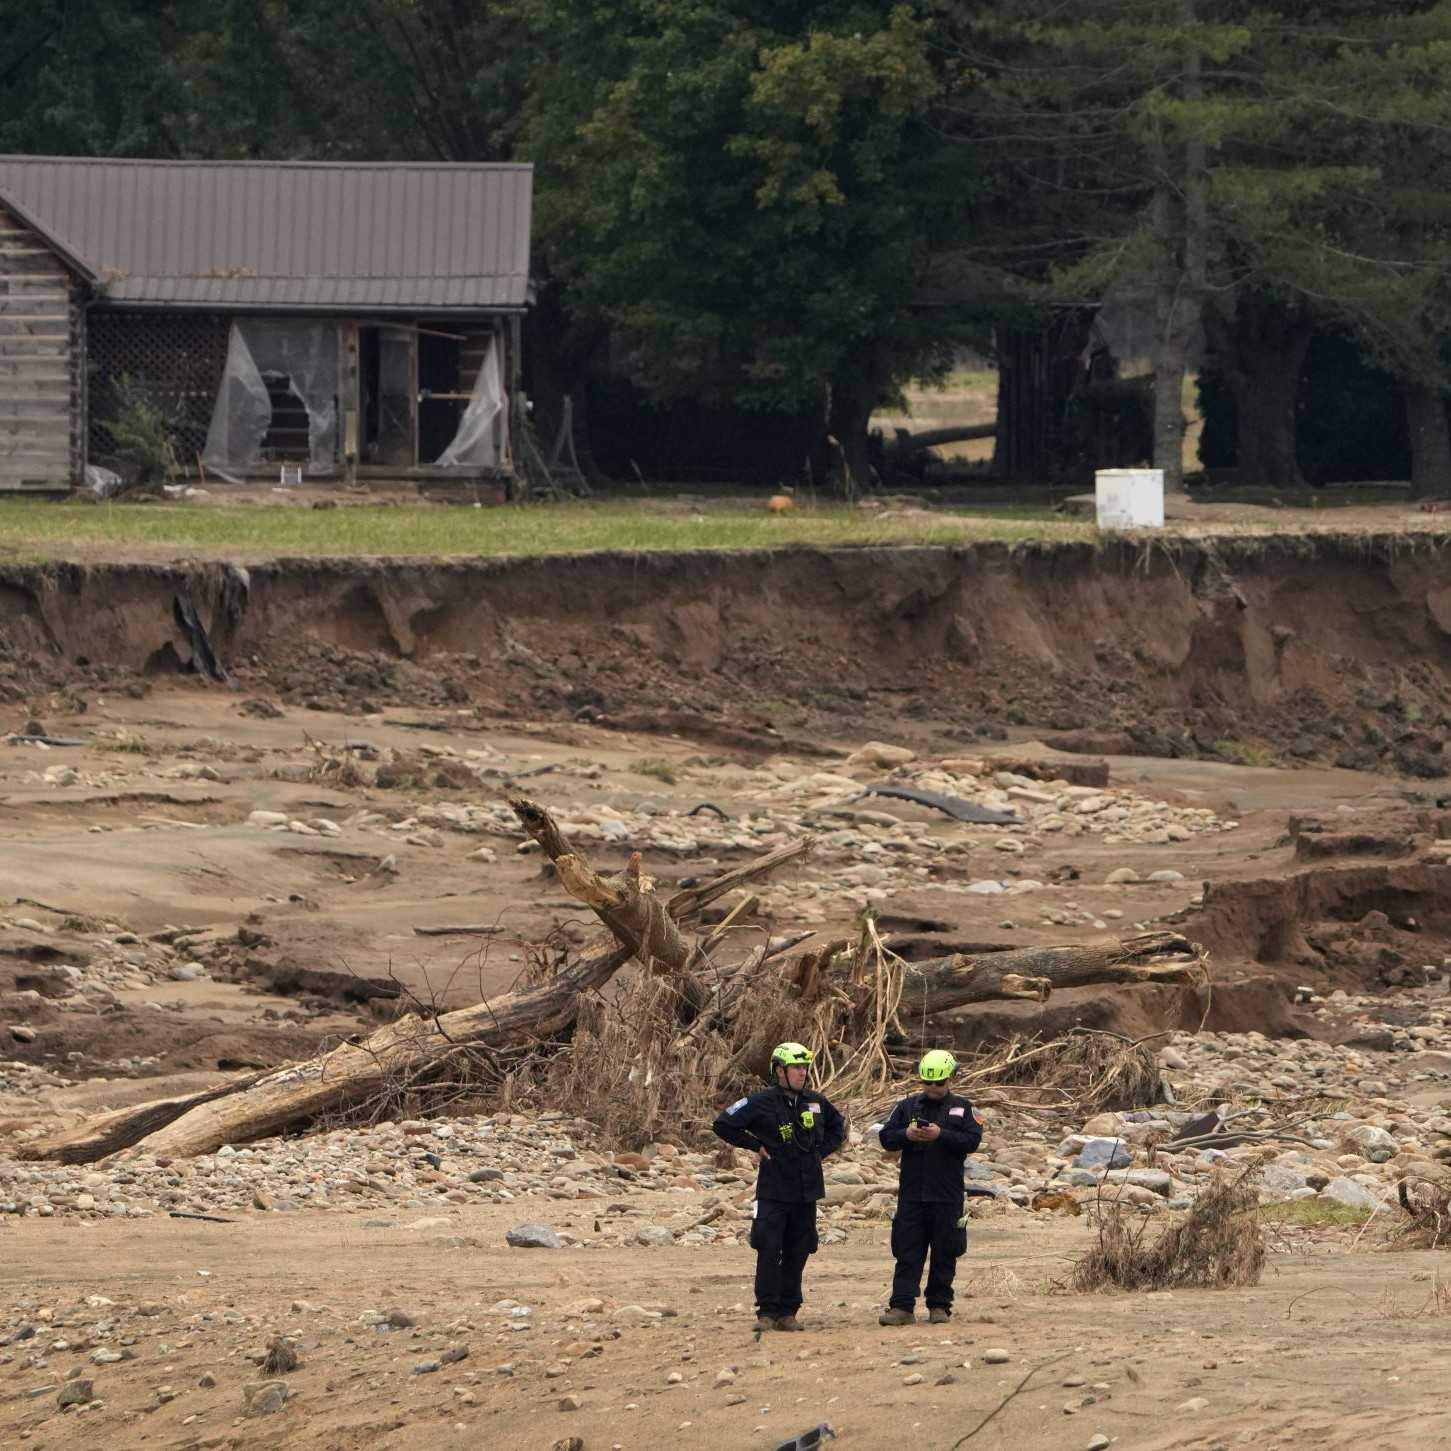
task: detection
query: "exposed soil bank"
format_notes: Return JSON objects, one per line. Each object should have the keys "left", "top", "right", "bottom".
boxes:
{"left": 4, "top": 533, "right": 1451, "bottom": 773}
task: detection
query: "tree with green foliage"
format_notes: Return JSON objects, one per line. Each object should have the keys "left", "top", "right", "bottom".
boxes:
{"left": 173, "top": 1, "right": 528, "bottom": 162}
{"left": 521, "top": 1, "right": 978, "bottom": 488}
{"left": 0, "top": 1, "right": 197, "bottom": 155}
{"left": 943, "top": 0, "right": 1451, "bottom": 492}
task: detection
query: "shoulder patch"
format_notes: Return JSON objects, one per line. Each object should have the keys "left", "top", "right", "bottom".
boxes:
{"left": 727, "top": 1097, "right": 748, "bottom": 1114}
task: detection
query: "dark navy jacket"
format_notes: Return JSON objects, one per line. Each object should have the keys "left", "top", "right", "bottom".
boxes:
{"left": 712, "top": 1085, "right": 846, "bottom": 1203}
{"left": 878, "top": 1090, "right": 982, "bottom": 1203}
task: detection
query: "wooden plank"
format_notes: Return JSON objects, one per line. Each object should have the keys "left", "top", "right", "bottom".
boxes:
{"left": 0, "top": 444, "right": 70, "bottom": 457}
{"left": 0, "top": 411, "right": 72, "bottom": 426}
{"left": 0, "top": 426, "right": 69, "bottom": 443}
{"left": 0, "top": 426, "right": 70, "bottom": 443}
{"left": 0, "top": 399, "right": 71, "bottom": 414}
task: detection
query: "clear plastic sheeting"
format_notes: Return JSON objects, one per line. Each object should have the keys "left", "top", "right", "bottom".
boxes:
{"left": 436, "top": 335, "right": 505, "bottom": 468}
{"left": 203, "top": 320, "right": 339, "bottom": 472}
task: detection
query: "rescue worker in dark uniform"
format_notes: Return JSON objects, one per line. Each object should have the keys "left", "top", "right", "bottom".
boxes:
{"left": 878, "top": 1049, "right": 983, "bottom": 1325}
{"left": 712, "top": 1041, "right": 846, "bottom": 1332}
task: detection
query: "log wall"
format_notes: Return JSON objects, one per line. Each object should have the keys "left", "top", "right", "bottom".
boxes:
{"left": 0, "top": 200, "right": 82, "bottom": 491}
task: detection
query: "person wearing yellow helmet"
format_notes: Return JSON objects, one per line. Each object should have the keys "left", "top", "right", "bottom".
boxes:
{"left": 877, "top": 1048, "right": 982, "bottom": 1326}
{"left": 712, "top": 1040, "right": 846, "bottom": 1332}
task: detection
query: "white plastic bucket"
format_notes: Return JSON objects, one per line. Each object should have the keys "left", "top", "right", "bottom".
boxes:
{"left": 1095, "top": 468, "right": 1164, "bottom": 530}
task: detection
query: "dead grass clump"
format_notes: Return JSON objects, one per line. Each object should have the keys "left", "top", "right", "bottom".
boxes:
{"left": 1072, "top": 1174, "right": 1265, "bottom": 1293}
{"left": 964, "top": 1029, "right": 1162, "bottom": 1113}
{"left": 262, "top": 1335, "right": 300, "bottom": 1374}
{"left": 299, "top": 733, "right": 370, "bottom": 788}
{"left": 1391, "top": 1175, "right": 1451, "bottom": 1250}
{"left": 97, "top": 731, "right": 154, "bottom": 755}
{"left": 59, "top": 913, "right": 107, "bottom": 935}
{"left": 556, "top": 976, "right": 733, "bottom": 1148}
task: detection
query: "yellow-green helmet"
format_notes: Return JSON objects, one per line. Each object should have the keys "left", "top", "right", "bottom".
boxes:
{"left": 919, "top": 1049, "right": 957, "bottom": 1082}
{"left": 770, "top": 1041, "right": 814, "bottom": 1072}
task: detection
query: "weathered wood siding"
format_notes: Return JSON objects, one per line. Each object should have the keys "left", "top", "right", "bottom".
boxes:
{"left": 0, "top": 201, "right": 81, "bottom": 490}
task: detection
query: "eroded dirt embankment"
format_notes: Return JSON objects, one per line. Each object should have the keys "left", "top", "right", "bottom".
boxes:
{"left": 4, "top": 533, "right": 1451, "bottom": 774}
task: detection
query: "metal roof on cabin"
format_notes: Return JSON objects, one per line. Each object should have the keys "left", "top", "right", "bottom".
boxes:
{"left": 0, "top": 156, "right": 532, "bottom": 311}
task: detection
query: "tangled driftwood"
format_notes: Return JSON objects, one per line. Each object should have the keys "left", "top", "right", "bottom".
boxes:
{"left": 24, "top": 797, "right": 1208, "bottom": 1164}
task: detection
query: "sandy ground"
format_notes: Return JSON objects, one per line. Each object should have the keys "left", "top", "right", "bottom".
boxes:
{"left": 1, "top": 685, "right": 1404, "bottom": 974}
{"left": 4, "top": 1194, "right": 1449, "bottom": 1451}
{"left": 4, "top": 679, "right": 1451, "bottom": 1449}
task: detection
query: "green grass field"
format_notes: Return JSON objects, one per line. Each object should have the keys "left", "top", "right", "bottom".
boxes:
{"left": 1255, "top": 1199, "right": 1376, "bottom": 1228}
{"left": 0, "top": 497, "right": 1089, "bottom": 561}
{"left": 0, "top": 488, "right": 1441, "bottom": 564}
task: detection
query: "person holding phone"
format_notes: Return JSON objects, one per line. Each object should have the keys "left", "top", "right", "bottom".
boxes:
{"left": 877, "top": 1049, "right": 983, "bottom": 1325}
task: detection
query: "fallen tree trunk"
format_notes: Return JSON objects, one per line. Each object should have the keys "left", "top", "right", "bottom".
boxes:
{"left": 23, "top": 803, "right": 807, "bottom": 1164}
{"left": 898, "top": 932, "right": 1204, "bottom": 1016}
{"left": 21, "top": 1071, "right": 271, "bottom": 1165}
{"left": 890, "top": 423, "right": 997, "bottom": 457}
{"left": 24, "top": 939, "right": 635, "bottom": 1164}
{"left": 511, "top": 796, "right": 692, "bottom": 973}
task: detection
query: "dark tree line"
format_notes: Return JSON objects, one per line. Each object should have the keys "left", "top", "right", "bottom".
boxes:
{"left": 5, "top": 0, "right": 1451, "bottom": 493}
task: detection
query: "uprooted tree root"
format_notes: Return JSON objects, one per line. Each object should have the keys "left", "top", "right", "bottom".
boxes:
{"left": 555, "top": 915, "right": 908, "bottom": 1148}
{"left": 1072, "top": 1173, "right": 1265, "bottom": 1292}
{"left": 1391, "top": 1176, "right": 1451, "bottom": 1250}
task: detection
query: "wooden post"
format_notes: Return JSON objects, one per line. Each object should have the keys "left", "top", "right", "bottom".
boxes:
{"left": 339, "top": 321, "right": 360, "bottom": 484}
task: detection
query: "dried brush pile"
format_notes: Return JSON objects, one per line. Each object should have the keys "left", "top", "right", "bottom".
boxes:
{"left": 553, "top": 916, "right": 910, "bottom": 1148}
{"left": 958, "top": 1029, "right": 1163, "bottom": 1114}
{"left": 1072, "top": 1173, "right": 1265, "bottom": 1292}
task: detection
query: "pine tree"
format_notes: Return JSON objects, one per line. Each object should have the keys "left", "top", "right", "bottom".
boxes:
{"left": 944, "top": 0, "right": 1451, "bottom": 490}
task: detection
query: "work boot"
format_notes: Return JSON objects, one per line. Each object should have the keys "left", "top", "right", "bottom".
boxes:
{"left": 928, "top": 1308, "right": 951, "bottom": 1325}
{"left": 773, "top": 1314, "right": 805, "bottom": 1331}
{"left": 754, "top": 1314, "right": 777, "bottom": 1332}
{"left": 878, "top": 1307, "right": 914, "bottom": 1326}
